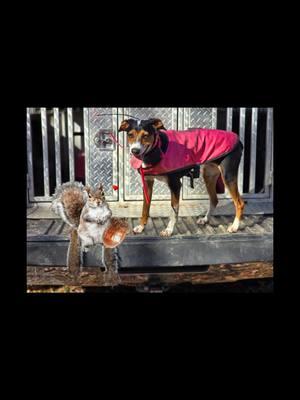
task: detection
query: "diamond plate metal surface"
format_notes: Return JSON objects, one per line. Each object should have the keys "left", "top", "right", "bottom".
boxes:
{"left": 182, "top": 108, "right": 214, "bottom": 199}
{"left": 87, "top": 108, "right": 118, "bottom": 200}
{"left": 123, "top": 108, "right": 177, "bottom": 200}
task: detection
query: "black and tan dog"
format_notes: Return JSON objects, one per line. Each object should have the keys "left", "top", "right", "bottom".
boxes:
{"left": 118, "top": 118, "right": 245, "bottom": 237}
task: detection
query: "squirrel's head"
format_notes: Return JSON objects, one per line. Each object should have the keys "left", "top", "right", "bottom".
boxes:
{"left": 84, "top": 183, "right": 106, "bottom": 208}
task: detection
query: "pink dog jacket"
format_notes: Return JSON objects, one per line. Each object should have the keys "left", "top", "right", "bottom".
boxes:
{"left": 130, "top": 128, "right": 240, "bottom": 175}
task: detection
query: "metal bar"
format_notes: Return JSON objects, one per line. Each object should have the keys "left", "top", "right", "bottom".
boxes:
{"left": 270, "top": 108, "right": 274, "bottom": 202}
{"left": 184, "top": 107, "right": 191, "bottom": 129}
{"left": 182, "top": 108, "right": 191, "bottom": 199}
{"left": 83, "top": 108, "right": 90, "bottom": 186}
{"left": 264, "top": 108, "right": 273, "bottom": 198}
{"left": 238, "top": 108, "right": 246, "bottom": 194}
{"left": 212, "top": 107, "right": 217, "bottom": 129}
{"left": 178, "top": 107, "right": 184, "bottom": 130}
{"left": 178, "top": 108, "right": 184, "bottom": 200}
{"left": 117, "top": 107, "right": 125, "bottom": 202}
{"left": 123, "top": 108, "right": 130, "bottom": 200}
{"left": 53, "top": 108, "right": 61, "bottom": 186}
{"left": 224, "top": 107, "right": 233, "bottom": 198}
{"left": 226, "top": 107, "right": 233, "bottom": 131}
{"left": 112, "top": 107, "right": 119, "bottom": 201}
{"left": 41, "top": 108, "right": 50, "bottom": 197}
{"left": 249, "top": 108, "right": 258, "bottom": 193}
{"left": 27, "top": 108, "right": 35, "bottom": 201}
{"left": 67, "top": 108, "right": 75, "bottom": 182}
{"left": 172, "top": 107, "right": 178, "bottom": 129}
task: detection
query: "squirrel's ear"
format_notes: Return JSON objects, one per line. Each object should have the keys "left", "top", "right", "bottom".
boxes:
{"left": 84, "top": 186, "right": 91, "bottom": 193}
{"left": 98, "top": 183, "right": 104, "bottom": 191}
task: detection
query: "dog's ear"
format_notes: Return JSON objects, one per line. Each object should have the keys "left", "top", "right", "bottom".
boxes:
{"left": 149, "top": 118, "right": 166, "bottom": 130}
{"left": 118, "top": 120, "right": 130, "bottom": 132}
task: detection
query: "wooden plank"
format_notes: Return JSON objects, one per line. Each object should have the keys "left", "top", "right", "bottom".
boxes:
{"left": 213, "top": 216, "right": 228, "bottom": 234}
{"left": 260, "top": 217, "right": 273, "bottom": 233}
{"left": 182, "top": 216, "right": 199, "bottom": 235}
{"left": 126, "top": 218, "right": 134, "bottom": 233}
{"left": 27, "top": 220, "right": 55, "bottom": 236}
{"left": 208, "top": 216, "right": 222, "bottom": 228}
{"left": 144, "top": 217, "right": 156, "bottom": 237}
{"left": 60, "top": 222, "right": 72, "bottom": 236}
{"left": 176, "top": 217, "right": 190, "bottom": 235}
{"left": 44, "top": 220, "right": 55, "bottom": 235}
{"left": 47, "top": 220, "right": 65, "bottom": 235}
{"left": 201, "top": 222, "right": 216, "bottom": 235}
{"left": 27, "top": 262, "right": 273, "bottom": 287}
{"left": 253, "top": 223, "right": 266, "bottom": 234}
{"left": 152, "top": 217, "right": 166, "bottom": 235}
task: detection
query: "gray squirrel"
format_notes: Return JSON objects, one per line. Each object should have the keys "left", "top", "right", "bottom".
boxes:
{"left": 51, "top": 181, "right": 116, "bottom": 272}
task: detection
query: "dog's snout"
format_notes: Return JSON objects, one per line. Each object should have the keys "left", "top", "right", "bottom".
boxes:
{"left": 131, "top": 148, "right": 141, "bottom": 155}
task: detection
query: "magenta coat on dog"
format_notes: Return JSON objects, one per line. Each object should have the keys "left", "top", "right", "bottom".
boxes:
{"left": 130, "top": 129, "right": 240, "bottom": 175}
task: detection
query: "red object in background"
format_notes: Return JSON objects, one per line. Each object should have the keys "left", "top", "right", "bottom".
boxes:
{"left": 112, "top": 185, "right": 119, "bottom": 191}
{"left": 75, "top": 149, "right": 85, "bottom": 181}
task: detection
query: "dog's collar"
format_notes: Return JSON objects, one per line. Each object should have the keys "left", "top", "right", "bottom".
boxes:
{"left": 134, "top": 131, "right": 169, "bottom": 166}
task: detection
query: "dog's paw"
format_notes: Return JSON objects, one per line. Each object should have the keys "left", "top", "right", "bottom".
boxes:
{"left": 227, "top": 218, "right": 240, "bottom": 233}
{"left": 160, "top": 229, "right": 173, "bottom": 237}
{"left": 227, "top": 224, "right": 238, "bottom": 233}
{"left": 133, "top": 225, "right": 145, "bottom": 234}
{"left": 197, "top": 216, "right": 208, "bottom": 225}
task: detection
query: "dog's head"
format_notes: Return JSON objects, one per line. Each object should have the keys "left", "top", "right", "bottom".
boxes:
{"left": 118, "top": 118, "right": 166, "bottom": 157}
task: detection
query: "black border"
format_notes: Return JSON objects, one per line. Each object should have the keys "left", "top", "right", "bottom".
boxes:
{"left": 10, "top": 66, "right": 290, "bottom": 334}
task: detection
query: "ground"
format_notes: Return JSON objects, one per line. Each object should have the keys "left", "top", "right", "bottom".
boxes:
{"left": 27, "top": 262, "right": 273, "bottom": 293}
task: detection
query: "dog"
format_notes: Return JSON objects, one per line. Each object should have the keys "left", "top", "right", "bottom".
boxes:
{"left": 118, "top": 118, "right": 245, "bottom": 237}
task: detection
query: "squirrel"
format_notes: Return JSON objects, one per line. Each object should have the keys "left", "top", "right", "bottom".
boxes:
{"left": 51, "top": 181, "right": 118, "bottom": 273}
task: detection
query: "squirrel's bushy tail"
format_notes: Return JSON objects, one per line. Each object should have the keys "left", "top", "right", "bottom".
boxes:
{"left": 67, "top": 228, "right": 81, "bottom": 273}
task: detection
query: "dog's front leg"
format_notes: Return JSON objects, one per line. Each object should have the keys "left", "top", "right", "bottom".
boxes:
{"left": 133, "top": 177, "right": 154, "bottom": 234}
{"left": 160, "top": 177, "right": 181, "bottom": 237}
